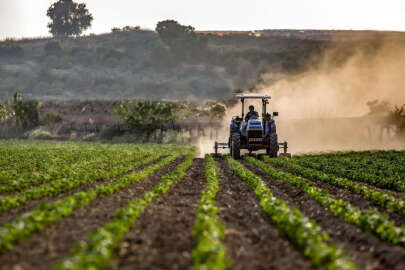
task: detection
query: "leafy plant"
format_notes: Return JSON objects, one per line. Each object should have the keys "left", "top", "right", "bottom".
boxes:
{"left": 227, "top": 156, "right": 357, "bottom": 270}
{"left": 55, "top": 153, "right": 195, "bottom": 269}
{"left": 0, "top": 153, "right": 183, "bottom": 254}
{"left": 263, "top": 156, "right": 405, "bottom": 217}
{"left": 115, "top": 100, "right": 177, "bottom": 131}
{"left": 192, "top": 154, "right": 230, "bottom": 270}
{"left": 42, "top": 109, "right": 63, "bottom": 124}
{"left": 0, "top": 102, "right": 13, "bottom": 122}
{"left": 245, "top": 156, "right": 405, "bottom": 248}
{"left": 11, "top": 92, "right": 41, "bottom": 129}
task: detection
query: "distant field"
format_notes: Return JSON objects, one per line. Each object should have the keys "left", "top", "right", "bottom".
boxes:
{"left": 0, "top": 140, "right": 404, "bottom": 269}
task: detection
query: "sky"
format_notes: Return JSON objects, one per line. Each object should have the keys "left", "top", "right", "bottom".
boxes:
{"left": 0, "top": 0, "right": 405, "bottom": 39}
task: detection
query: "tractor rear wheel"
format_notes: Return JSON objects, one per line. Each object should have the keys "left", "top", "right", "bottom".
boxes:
{"left": 231, "top": 133, "right": 241, "bottom": 159}
{"left": 267, "top": 133, "right": 278, "bottom": 158}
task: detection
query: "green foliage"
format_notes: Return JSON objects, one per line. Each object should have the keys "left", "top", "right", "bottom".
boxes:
{"left": 0, "top": 143, "right": 191, "bottom": 254}
{"left": 264, "top": 156, "right": 405, "bottom": 217}
{"left": 0, "top": 102, "right": 13, "bottom": 122}
{"left": 156, "top": 20, "right": 207, "bottom": 59}
{"left": 11, "top": 92, "right": 41, "bottom": 129}
{"left": 246, "top": 156, "right": 405, "bottom": 248}
{"left": 47, "top": 0, "right": 93, "bottom": 37}
{"left": 115, "top": 100, "right": 177, "bottom": 130}
{"left": 227, "top": 156, "right": 357, "bottom": 270}
{"left": 192, "top": 155, "right": 230, "bottom": 270}
{"left": 0, "top": 153, "right": 158, "bottom": 213}
{"left": 42, "top": 109, "right": 63, "bottom": 124}
{"left": 55, "top": 152, "right": 195, "bottom": 269}
{"left": 295, "top": 151, "right": 405, "bottom": 192}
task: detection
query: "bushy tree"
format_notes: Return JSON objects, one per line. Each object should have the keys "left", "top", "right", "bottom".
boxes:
{"left": 11, "top": 92, "right": 41, "bottom": 129}
{"left": 115, "top": 101, "right": 177, "bottom": 130}
{"left": 47, "top": 0, "right": 93, "bottom": 37}
{"left": 155, "top": 20, "right": 207, "bottom": 59}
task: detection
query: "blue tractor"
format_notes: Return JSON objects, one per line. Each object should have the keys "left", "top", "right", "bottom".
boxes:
{"left": 214, "top": 94, "right": 290, "bottom": 159}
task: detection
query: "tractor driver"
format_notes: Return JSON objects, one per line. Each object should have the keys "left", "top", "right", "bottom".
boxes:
{"left": 245, "top": 105, "right": 259, "bottom": 121}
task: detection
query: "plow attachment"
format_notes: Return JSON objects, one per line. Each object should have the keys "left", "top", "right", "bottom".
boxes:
{"left": 214, "top": 141, "right": 291, "bottom": 158}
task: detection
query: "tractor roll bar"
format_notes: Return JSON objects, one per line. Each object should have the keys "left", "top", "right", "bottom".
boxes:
{"left": 236, "top": 94, "right": 271, "bottom": 121}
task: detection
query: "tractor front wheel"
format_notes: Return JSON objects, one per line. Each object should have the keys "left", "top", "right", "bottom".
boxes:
{"left": 231, "top": 133, "right": 241, "bottom": 159}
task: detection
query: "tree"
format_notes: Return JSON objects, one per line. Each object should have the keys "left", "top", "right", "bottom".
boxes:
{"left": 47, "top": 0, "right": 93, "bottom": 37}
{"left": 155, "top": 20, "right": 207, "bottom": 59}
{"left": 156, "top": 20, "right": 196, "bottom": 48}
{"left": 11, "top": 92, "right": 41, "bottom": 129}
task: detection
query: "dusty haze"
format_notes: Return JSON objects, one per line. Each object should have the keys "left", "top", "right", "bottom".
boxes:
{"left": 198, "top": 39, "right": 405, "bottom": 156}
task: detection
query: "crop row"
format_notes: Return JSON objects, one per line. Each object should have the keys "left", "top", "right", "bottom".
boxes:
{"left": 0, "top": 152, "right": 160, "bottom": 213}
{"left": 0, "top": 143, "right": 165, "bottom": 192}
{"left": 0, "top": 149, "right": 144, "bottom": 193}
{"left": 55, "top": 153, "right": 195, "bottom": 270}
{"left": 295, "top": 153, "right": 405, "bottom": 192}
{"left": 246, "top": 157, "right": 405, "bottom": 248}
{"left": 298, "top": 152, "right": 405, "bottom": 179}
{"left": 192, "top": 154, "right": 229, "bottom": 270}
{"left": 0, "top": 141, "right": 106, "bottom": 175}
{"left": 263, "top": 156, "right": 405, "bottom": 216}
{"left": 226, "top": 156, "right": 357, "bottom": 269}
{"left": 0, "top": 153, "right": 183, "bottom": 254}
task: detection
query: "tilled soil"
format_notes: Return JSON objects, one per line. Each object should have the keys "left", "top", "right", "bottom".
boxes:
{"left": 0, "top": 156, "right": 164, "bottom": 225}
{"left": 0, "top": 156, "right": 184, "bottom": 270}
{"left": 243, "top": 161, "right": 405, "bottom": 270}
{"left": 215, "top": 158, "right": 312, "bottom": 270}
{"left": 110, "top": 158, "right": 205, "bottom": 270}
{"left": 276, "top": 165, "right": 405, "bottom": 226}
{"left": 300, "top": 165, "right": 405, "bottom": 201}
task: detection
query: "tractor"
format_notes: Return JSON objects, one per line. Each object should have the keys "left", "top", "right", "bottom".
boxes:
{"left": 214, "top": 94, "right": 290, "bottom": 159}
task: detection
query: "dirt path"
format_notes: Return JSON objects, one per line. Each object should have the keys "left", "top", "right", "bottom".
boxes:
{"left": 0, "top": 156, "right": 164, "bottom": 225}
{"left": 243, "top": 161, "right": 405, "bottom": 270}
{"left": 109, "top": 158, "right": 204, "bottom": 270}
{"left": 0, "top": 157, "right": 183, "bottom": 270}
{"left": 215, "top": 158, "right": 312, "bottom": 270}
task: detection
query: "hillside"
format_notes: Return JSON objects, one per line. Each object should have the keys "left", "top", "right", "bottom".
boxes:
{"left": 0, "top": 29, "right": 333, "bottom": 101}
{"left": 1, "top": 29, "right": 404, "bottom": 101}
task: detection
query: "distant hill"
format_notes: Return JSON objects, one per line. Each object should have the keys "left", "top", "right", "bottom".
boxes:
{"left": 0, "top": 28, "right": 401, "bottom": 101}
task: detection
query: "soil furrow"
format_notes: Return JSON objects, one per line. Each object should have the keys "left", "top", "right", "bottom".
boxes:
{"left": 0, "top": 156, "right": 183, "bottom": 270}
{"left": 277, "top": 165, "right": 405, "bottom": 226}
{"left": 301, "top": 164, "right": 405, "bottom": 200}
{"left": 216, "top": 158, "right": 312, "bottom": 270}
{"left": 243, "top": 160, "right": 405, "bottom": 270}
{"left": 110, "top": 158, "right": 205, "bottom": 270}
{"left": 0, "top": 156, "right": 165, "bottom": 225}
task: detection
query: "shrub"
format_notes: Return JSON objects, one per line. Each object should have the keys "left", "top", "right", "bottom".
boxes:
{"left": 11, "top": 92, "right": 41, "bottom": 129}
{"left": 42, "top": 109, "right": 63, "bottom": 124}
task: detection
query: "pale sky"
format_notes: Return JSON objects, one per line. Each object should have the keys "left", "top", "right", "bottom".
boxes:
{"left": 1, "top": 0, "right": 405, "bottom": 39}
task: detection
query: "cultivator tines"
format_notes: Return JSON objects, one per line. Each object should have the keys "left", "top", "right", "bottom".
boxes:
{"left": 278, "top": 141, "right": 292, "bottom": 158}
{"left": 214, "top": 141, "right": 229, "bottom": 156}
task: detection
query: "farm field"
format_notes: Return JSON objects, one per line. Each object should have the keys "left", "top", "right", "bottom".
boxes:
{"left": 0, "top": 141, "right": 405, "bottom": 269}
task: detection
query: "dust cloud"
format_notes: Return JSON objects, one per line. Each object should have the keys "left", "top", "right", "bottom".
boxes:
{"left": 197, "top": 39, "right": 405, "bottom": 156}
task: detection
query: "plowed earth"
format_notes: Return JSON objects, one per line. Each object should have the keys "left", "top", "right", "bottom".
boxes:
{"left": 1, "top": 156, "right": 405, "bottom": 270}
